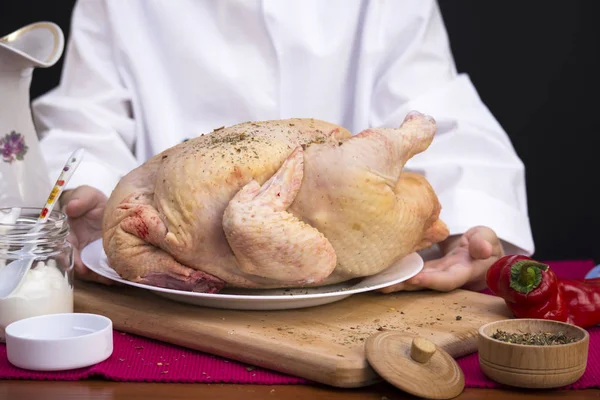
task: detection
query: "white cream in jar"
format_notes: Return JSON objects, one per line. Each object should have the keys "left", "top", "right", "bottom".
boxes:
{"left": 0, "top": 259, "right": 73, "bottom": 341}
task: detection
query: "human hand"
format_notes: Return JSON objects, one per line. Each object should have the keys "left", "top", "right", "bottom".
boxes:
{"left": 379, "top": 226, "right": 504, "bottom": 293}
{"left": 60, "top": 185, "right": 114, "bottom": 285}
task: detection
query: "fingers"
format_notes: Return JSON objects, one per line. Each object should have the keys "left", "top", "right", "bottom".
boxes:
{"left": 59, "top": 186, "right": 113, "bottom": 286}
{"left": 378, "top": 257, "right": 449, "bottom": 293}
{"left": 68, "top": 229, "right": 115, "bottom": 286}
{"left": 63, "top": 186, "right": 107, "bottom": 218}
{"left": 379, "top": 258, "right": 471, "bottom": 293}
{"left": 378, "top": 281, "right": 407, "bottom": 293}
{"left": 469, "top": 234, "right": 493, "bottom": 260}
{"left": 73, "top": 249, "right": 118, "bottom": 286}
{"left": 377, "top": 279, "right": 426, "bottom": 293}
{"left": 72, "top": 245, "right": 86, "bottom": 278}
{"left": 408, "top": 263, "right": 472, "bottom": 292}
{"left": 464, "top": 226, "right": 499, "bottom": 260}
{"left": 379, "top": 226, "right": 503, "bottom": 295}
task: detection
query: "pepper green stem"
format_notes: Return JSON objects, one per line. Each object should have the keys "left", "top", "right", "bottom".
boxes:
{"left": 509, "top": 260, "right": 550, "bottom": 294}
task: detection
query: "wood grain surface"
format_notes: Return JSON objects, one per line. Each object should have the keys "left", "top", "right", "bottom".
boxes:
{"left": 74, "top": 281, "right": 513, "bottom": 388}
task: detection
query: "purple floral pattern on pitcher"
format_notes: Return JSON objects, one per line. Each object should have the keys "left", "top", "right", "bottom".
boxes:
{"left": 0, "top": 131, "right": 28, "bottom": 163}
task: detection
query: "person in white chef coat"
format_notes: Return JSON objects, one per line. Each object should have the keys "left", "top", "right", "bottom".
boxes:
{"left": 32, "top": 0, "right": 535, "bottom": 292}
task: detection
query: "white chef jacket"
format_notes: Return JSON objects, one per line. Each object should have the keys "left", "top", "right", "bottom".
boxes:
{"left": 32, "top": 0, "right": 535, "bottom": 256}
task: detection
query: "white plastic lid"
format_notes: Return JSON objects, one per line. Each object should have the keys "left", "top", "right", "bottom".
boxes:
{"left": 5, "top": 312, "right": 113, "bottom": 371}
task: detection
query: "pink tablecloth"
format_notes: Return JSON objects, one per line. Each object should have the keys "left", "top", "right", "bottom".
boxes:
{"left": 0, "top": 260, "right": 598, "bottom": 389}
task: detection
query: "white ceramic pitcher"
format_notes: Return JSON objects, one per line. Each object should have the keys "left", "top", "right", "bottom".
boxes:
{"left": 0, "top": 22, "right": 65, "bottom": 208}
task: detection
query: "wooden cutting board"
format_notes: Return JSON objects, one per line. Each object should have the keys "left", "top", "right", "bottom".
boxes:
{"left": 73, "top": 281, "right": 512, "bottom": 388}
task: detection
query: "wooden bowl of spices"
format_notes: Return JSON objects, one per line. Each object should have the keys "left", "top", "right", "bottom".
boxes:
{"left": 478, "top": 318, "right": 589, "bottom": 389}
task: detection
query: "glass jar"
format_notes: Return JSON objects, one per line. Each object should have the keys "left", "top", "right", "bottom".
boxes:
{"left": 0, "top": 207, "right": 74, "bottom": 342}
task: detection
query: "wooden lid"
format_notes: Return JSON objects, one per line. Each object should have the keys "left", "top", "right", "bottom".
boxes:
{"left": 365, "top": 331, "right": 465, "bottom": 399}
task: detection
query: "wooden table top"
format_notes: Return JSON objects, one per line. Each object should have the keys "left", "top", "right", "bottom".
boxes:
{"left": 1, "top": 380, "right": 598, "bottom": 399}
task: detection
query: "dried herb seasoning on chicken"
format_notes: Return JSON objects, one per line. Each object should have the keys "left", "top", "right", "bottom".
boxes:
{"left": 486, "top": 255, "right": 600, "bottom": 328}
{"left": 101, "top": 112, "right": 449, "bottom": 292}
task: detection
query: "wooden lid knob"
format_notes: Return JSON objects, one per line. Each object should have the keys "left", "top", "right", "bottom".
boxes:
{"left": 410, "top": 337, "right": 437, "bottom": 363}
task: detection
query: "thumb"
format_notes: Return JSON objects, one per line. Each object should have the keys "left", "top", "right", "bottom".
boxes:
{"left": 466, "top": 226, "right": 496, "bottom": 260}
{"left": 64, "top": 186, "right": 104, "bottom": 218}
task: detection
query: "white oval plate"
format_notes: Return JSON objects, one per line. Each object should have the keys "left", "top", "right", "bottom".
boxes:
{"left": 80, "top": 239, "right": 423, "bottom": 311}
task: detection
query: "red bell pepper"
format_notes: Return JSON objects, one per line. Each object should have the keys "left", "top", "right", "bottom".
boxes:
{"left": 486, "top": 255, "right": 600, "bottom": 328}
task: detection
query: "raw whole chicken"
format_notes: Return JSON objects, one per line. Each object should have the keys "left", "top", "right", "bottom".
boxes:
{"left": 101, "top": 111, "right": 449, "bottom": 293}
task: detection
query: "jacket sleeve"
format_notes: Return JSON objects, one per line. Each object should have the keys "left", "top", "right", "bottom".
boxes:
{"left": 370, "top": 1, "right": 535, "bottom": 256}
{"left": 32, "top": 0, "right": 137, "bottom": 199}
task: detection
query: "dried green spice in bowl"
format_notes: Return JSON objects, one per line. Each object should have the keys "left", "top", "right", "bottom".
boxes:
{"left": 490, "top": 329, "right": 579, "bottom": 346}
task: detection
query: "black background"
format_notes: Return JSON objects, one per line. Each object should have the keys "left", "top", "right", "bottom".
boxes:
{"left": 2, "top": 1, "right": 598, "bottom": 263}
